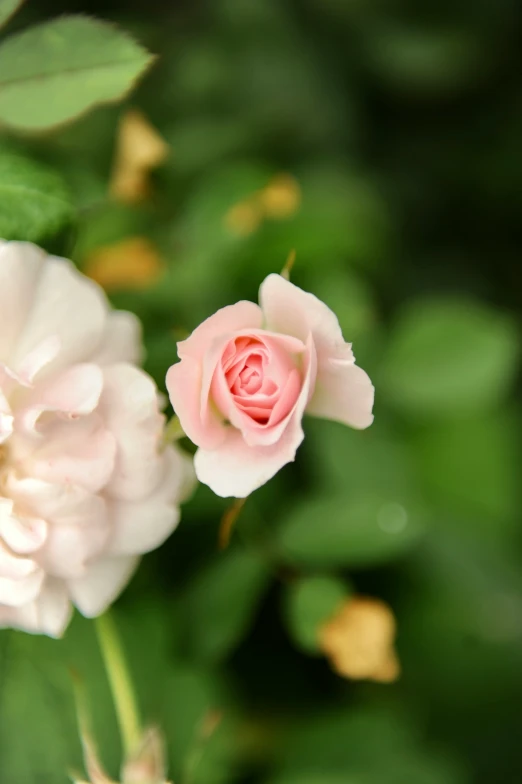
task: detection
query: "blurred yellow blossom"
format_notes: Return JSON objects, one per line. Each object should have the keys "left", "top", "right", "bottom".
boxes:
{"left": 259, "top": 174, "right": 301, "bottom": 219}
{"left": 110, "top": 109, "right": 169, "bottom": 203}
{"left": 223, "top": 173, "right": 301, "bottom": 237}
{"left": 84, "top": 236, "right": 164, "bottom": 291}
{"left": 319, "top": 596, "right": 400, "bottom": 683}
{"left": 224, "top": 199, "right": 263, "bottom": 237}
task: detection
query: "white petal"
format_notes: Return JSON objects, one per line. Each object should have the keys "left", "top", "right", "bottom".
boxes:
{"left": 0, "top": 567, "right": 44, "bottom": 606}
{"left": 92, "top": 310, "right": 142, "bottom": 366}
{"left": 68, "top": 555, "right": 139, "bottom": 618}
{"left": 27, "top": 416, "right": 117, "bottom": 494}
{"left": 107, "top": 447, "right": 194, "bottom": 555}
{"left": 38, "top": 521, "right": 110, "bottom": 579}
{"left": 0, "top": 498, "right": 48, "bottom": 554}
{"left": 19, "top": 363, "right": 104, "bottom": 432}
{"left": 0, "top": 241, "right": 46, "bottom": 363}
{"left": 0, "top": 577, "right": 71, "bottom": 637}
{"left": 101, "top": 364, "right": 166, "bottom": 500}
{"left": 12, "top": 255, "right": 109, "bottom": 376}
{"left": 4, "top": 473, "right": 107, "bottom": 527}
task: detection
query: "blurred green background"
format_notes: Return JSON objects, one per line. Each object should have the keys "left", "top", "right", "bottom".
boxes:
{"left": 1, "top": 0, "right": 522, "bottom": 782}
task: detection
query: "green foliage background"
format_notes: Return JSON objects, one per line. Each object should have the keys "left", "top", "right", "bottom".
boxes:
{"left": 1, "top": 0, "right": 522, "bottom": 782}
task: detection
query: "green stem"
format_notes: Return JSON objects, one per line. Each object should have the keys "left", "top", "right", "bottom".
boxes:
{"left": 161, "top": 414, "right": 185, "bottom": 448}
{"left": 95, "top": 611, "right": 141, "bottom": 757}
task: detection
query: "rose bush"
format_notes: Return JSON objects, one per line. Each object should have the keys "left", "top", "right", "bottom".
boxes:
{"left": 0, "top": 241, "right": 193, "bottom": 637}
{"left": 167, "top": 273, "right": 374, "bottom": 497}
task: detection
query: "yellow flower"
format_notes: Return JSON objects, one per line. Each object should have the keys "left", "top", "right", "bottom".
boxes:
{"left": 319, "top": 596, "right": 400, "bottom": 683}
{"left": 259, "top": 174, "right": 301, "bottom": 220}
{"left": 110, "top": 109, "right": 169, "bottom": 204}
{"left": 83, "top": 236, "right": 164, "bottom": 292}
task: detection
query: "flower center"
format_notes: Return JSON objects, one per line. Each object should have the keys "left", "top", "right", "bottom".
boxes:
{"left": 216, "top": 334, "right": 302, "bottom": 427}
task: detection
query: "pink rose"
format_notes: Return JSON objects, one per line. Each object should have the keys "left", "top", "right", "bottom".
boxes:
{"left": 0, "top": 241, "right": 194, "bottom": 637}
{"left": 166, "top": 274, "right": 374, "bottom": 498}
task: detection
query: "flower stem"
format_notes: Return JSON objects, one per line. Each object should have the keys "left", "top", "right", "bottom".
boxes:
{"left": 218, "top": 498, "right": 246, "bottom": 550}
{"left": 161, "top": 414, "right": 185, "bottom": 448}
{"left": 95, "top": 611, "right": 141, "bottom": 757}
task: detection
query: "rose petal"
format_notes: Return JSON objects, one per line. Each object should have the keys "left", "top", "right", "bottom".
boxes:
{"left": 167, "top": 356, "right": 227, "bottom": 450}
{"left": 4, "top": 473, "right": 106, "bottom": 527}
{"left": 38, "top": 522, "right": 110, "bottom": 579}
{"left": 0, "top": 566, "right": 44, "bottom": 606}
{"left": 177, "top": 301, "right": 263, "bottom": 360}
{"left": 92, "top": 310, "right": 142, "bottom": 366}
{"left": 195, "top": 335, "right": 317, "bottom": 497}
{"left": 107, "top": 447, "right": 193, "bottom": 555}
{"left": 307, "top": 360, "right": 375, "bottom": 429}
{"left": 260, "top": 273, "right": 353, "bottom": 370}
{"left": 11, "top": 254, "right": 109, "bottom": 376}
{"left": 0, "top": 577, "right": 71, "bottom": 637}
{"left": 0, "top": 241, "right": 46, "bottom": 363}
{"left": 68, "top": 555, "right": 139, "bottom": 617}
{"left": 101, "top": 364, "right": 167, "bottom": 500}
{"left": 18, "top": 363, "right": 104, "bottom": 432}
{"left": 0, "top": 498, "right": 47, "bottom": 554}
{"left": 27, "top": 416, "right": 117, "bottom": 494}
{"left": 194, "top": 420, "right": 304, "bottom": 498}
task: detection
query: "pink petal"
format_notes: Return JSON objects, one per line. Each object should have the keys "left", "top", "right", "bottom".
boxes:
{"left": 68, "top": 555, "right": 139, "bottom": 617}
{"left": 167, "top": 356, "right": 227, "bottom": 450}
{"left": 259, "top": 273, "right": 353, "bottom": 370}
{"left": 176, "top": 301, "right": 263, "bottom": 360}
{"left": 307, "top": 360, "right": 375, "bottom": 429}
{"left": 195, "top": 336, "right": 317, "bottom": 497}
{"left": 194, "top": 420, "right": 304, "bottom": 498}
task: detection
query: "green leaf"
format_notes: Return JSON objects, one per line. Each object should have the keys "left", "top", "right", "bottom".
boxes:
{"left": 277, "top": 494, "right": 426, "bottom": 568}
{"left": 381, "top": 297, "right": 519, "bottom": 417}
{"left": 0, "top": 0, "right": 24, "bottom": 30}
{"left": 274, "top": 704, "right": 470, "bottom": 784}
{"left": 0, "top": 632, "right": 81, "bottom": 783}
{"left": 283, "top": 575, "right": 349, "bottom": 654}
{"left": 304, "top": 418, "right": 418, "bottom": 499}
{"left": 0, "top": 16, "right": 154, "bottom": 131}
{"left": 179, "top": 548, "right": 271, "bottom": 663}
{"left": 0, "top": 616, "right": 120, "bottom": 784}
{"left": 414, "top": 413, "right": 520, "bottom": 543}
{"left": 363, "top": 26, "right": 483, "bottom": 94}
{"left": 115, "top": 599, "right": 239, "bottom": 784}
{"left": 0, "top": 149, "right": 74, "bottom": 242}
